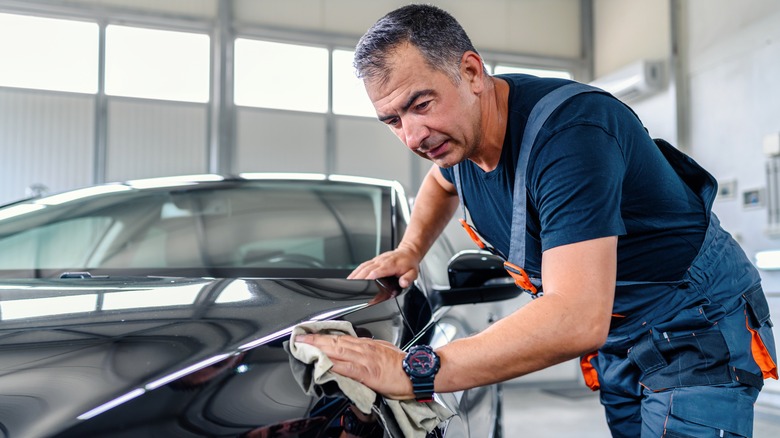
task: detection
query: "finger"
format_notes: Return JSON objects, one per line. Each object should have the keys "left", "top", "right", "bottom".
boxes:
{"left": 298, "top": 333, "right": 367, "bottom": 362}
{"left": 310, "top": 336, "right": 390, "bottom": 368}
{"left": 293, "top": 333, "right": 341, "bottom": 351}
{"left": 328, "top": 346, "right": 411, "bottom": 399}
{"left": 348, "top": 258, "right": 386, "bottom": 279}
{"left": 296, "top": 335, "right": 410, "bottom": 398}
{"left": 296, "top": 333, "right": 395, "bottom": 353}
{"left": 348, "top": 250, "right": 404, "bottom": 278}
{"left": 398, "top": 269, "right": 418, "bottom": 288}
{"left": 347, "top": 261, "right": 372, "bottom": 279}
{"left": 326, "top": 343, "right": 391, "bottom": 378}
{"left": 350, "top": 263, "right": 391, "bottom": 281}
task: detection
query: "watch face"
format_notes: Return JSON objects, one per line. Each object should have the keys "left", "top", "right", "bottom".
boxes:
{"left": 404, "top": 346, "right": 440, "bottom": 378}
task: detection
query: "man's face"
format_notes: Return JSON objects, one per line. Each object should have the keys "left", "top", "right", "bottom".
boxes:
{"left": 365, "top": 44, "right": 482, "bottom": 168}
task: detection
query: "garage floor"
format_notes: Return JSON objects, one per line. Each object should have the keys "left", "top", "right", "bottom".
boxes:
{"left": 501, "top": 382, "right": 780, "bottom": 437}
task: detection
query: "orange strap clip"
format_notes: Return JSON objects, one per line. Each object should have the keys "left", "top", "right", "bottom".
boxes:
{"left": 460, "top": 218, "right": 540, "bottom": 295}
{"left": 503, "top": 261, "right": 538, "bottom": 295}
{"left": 459, "top": 218, "right": 487, "bottom": 250}
{"left": 579, "top": 351, "right": 600, "bottom": 391}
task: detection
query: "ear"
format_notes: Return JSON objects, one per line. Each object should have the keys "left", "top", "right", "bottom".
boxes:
{"left": 460, "top": 50, "right": 486, "bottom": 92}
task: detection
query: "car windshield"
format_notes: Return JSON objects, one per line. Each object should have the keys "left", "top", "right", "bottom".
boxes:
{"left": 0, "top": 180, "right": 393, "bottom": 278}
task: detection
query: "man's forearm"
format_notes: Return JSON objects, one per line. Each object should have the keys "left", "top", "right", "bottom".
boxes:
{"left": 434, "top": 296, "right": 594, "bottom": 391}
{"left": 432, "top": 236, "right": 617, "bottom": 392}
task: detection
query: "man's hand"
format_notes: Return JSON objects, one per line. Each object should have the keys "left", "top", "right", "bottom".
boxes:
{"left": 348, "top": 246, "right": 422, "bottom": 288}
{"left": 348, "top": 166, "right": 459, "bottom": 289}
{"left": 294, "top": 333, "right": 414, "bottom": 400}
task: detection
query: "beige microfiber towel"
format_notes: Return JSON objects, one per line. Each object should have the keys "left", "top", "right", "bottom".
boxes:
{"left": 285, "top": 320, "right": 454, "bottom": 438}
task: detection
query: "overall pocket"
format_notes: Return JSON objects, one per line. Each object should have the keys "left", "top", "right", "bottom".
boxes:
{"left": 743, "top": 285, "right": 778, "bottom": 379}
{"left": 658, "top": 384, "right": 757, "bottom": 437}
{"left": 628, "top": 323, "right": 733, "bottom": 392}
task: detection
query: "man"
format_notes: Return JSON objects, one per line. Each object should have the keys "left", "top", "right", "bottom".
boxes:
{"left": 296, "top": 4, "right": 777, "bottom": 436}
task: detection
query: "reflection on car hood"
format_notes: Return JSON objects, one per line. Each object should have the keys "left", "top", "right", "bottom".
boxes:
{"left": 0, "top": 276, "right": 397, "bottom": 437}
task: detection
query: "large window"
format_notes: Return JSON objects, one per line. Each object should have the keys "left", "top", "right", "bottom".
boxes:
{"left": 234, "top": 39, "right": 329, "bottom": 113}
{"left": 0, "top": 11, "right": 574, "bottom": 110}
{"left": 332, "top": 49, "right": 376, "bottom": 118}
{"left": 0, "top": 13, "right": 99, "bottom": 93}
{"left": 105, "top": 25, "right": 210, "bottom": 102}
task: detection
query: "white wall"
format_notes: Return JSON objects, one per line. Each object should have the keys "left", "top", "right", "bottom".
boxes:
{"left": 592, "top": 0, "right": 677, "bottom": 144}
{"left": 593, "top": 0, "right": 670, "bottom": 78}
{"left": 592, "top": 0, "right": 780, "bottom": 295}
{"left": 685, "top": 0, "right": 780, "bottom": 292}
{"left": 0, "top": 88, "right": 95, "bottom": 201}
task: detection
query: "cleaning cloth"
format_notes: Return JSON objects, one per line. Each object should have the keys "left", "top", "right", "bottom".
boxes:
{"left": 285, "top": 320, "right": 453, "bottom": 437}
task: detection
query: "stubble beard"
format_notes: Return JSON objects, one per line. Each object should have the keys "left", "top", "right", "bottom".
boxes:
{"left": 420, "top": 111, "right": 483, "bottom": 169}
{"left": 443, "top": 118, "right": 483, "bottom": 169}
{"left": 426, "top": 137, "right": 479, "bottom": 169}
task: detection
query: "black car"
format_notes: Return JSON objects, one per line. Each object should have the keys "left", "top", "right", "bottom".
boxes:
{"left": 0, "top": 174, "right": 519, "bottom": 437}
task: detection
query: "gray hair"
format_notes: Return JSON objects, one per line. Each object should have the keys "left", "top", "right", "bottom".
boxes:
{"left": 354, "top": 4, "right": 482, "bottom": 84}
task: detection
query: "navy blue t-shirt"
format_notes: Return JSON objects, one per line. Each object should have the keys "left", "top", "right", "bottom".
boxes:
{"left": 441, "top": 75, "right": 706, "bottom": 282}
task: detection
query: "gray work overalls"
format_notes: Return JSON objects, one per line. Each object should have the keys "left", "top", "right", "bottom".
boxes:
{"left": 455, "top": 83, "right": 777, "bottom": 437}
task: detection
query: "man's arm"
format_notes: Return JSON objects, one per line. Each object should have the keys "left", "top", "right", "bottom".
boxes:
{"left": 348, "top": 165, "right": 459, "bottom": 287}
{"left": 296, "top": 235, "right": 617, "bottom": 399}
{"left": 433, "top": 235, "right": 616, "bottom": 390}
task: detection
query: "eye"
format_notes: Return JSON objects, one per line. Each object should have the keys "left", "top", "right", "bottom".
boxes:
{"left": 385, "top": 117, "right": 400, "bottom": 127}
{"left": 415, "top": 100, "right": 430, "bottom": 111}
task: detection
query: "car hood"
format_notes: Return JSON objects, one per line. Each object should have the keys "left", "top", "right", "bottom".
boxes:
{"left": 0, "top": 276, "right": 403, "bottom": 437}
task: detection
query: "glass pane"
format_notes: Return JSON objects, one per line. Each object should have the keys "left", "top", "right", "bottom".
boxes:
{"left": 494, "top": 64, "right": 572, "bottom": 80}
{"left": 0, "top": 181, "right": 389, "bottom": 275}
{"left": 332, "top": 49, "right": 375, "bottom": 117}
{"left": 0, "top": 217, "right": 114, "bottom": 269}
{"left": 0, "top": 13, "right": 98, "bottom": 93}
{"left": 105, "top": 25, "right": 210, "bottom": 103}
{"left": 234, "top": 39, "right": 328, "bottom": 113}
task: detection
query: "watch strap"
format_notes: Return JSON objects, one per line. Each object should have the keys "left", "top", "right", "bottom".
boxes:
{"left": 410, "top": 377, "right": 435, "bottom": 402}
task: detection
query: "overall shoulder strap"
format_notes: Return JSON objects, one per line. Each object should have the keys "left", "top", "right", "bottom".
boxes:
{"left": 507, "top": 82, "right": 606, "bottom": 269}
{"left": 453, "top": 164, "right": 466, "bottom": 220}
{"left": 453, "top": 81, "right": 606, "bottom": 293}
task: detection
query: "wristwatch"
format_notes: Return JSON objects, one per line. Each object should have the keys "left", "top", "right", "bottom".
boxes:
{"left": 402, "top": 345, "right": 440, "bottom": 402}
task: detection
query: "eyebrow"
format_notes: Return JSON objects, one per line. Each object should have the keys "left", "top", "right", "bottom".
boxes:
{"left": 377, "top": 89, "right": 434, "bottom": 123}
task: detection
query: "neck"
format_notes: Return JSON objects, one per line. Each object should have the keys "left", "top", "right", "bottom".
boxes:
{"left": 469, "top": 76, "right": 509, "bottom": 172}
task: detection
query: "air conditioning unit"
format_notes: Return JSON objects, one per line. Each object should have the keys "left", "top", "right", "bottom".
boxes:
{"left": 589, "top": 59, "right": 665, "bottom": 102}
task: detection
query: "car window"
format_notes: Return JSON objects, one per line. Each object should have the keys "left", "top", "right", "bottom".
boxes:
{"left": 0, "top": 181, "right": 392, "bottom": 276}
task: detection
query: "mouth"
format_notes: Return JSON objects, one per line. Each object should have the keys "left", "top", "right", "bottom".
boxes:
{"left": 423, "top": 141, "right": 448, "bottom": 159}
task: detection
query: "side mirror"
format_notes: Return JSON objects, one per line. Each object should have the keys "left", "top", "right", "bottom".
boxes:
{"left": 437, "top": 250, "right": 521, "bottom": 306}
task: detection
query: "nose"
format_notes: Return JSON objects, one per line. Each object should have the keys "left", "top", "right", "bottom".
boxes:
{"left": 402, "top": 118, "right": 429, "bottom": 152}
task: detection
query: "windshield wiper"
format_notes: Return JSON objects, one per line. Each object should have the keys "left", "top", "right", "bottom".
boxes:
{"left": 60, "top": 271, "right": 107, "bottom": 279}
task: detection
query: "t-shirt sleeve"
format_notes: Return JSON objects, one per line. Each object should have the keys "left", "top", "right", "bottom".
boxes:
{"left": 529, "top": 123, "right": 627, "bottom": 252}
